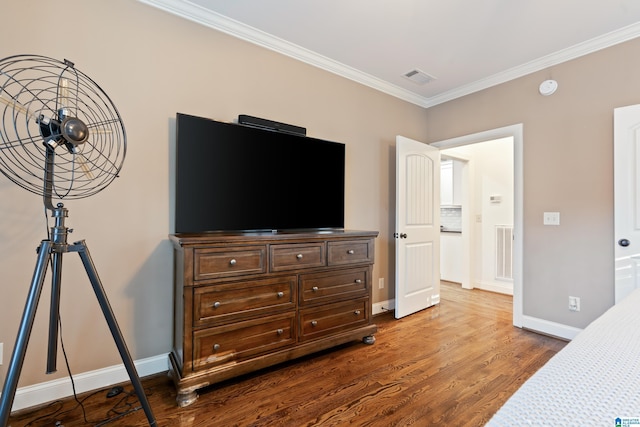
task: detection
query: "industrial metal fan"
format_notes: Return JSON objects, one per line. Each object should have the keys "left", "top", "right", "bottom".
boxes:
{"left": 0, "top": 54, "right": 156, "bottom": 426}
{"left": 0, "top": 54, "right": 125, "bottom": 203}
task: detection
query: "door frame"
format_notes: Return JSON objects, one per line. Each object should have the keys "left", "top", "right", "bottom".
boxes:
{"left": 431, "top": 124, "right": 523, "bottom": 327}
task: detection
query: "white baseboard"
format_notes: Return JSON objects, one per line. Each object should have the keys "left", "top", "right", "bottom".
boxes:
{"left": 522, "top": 315, "right": 582, "bottom": 341}
{"left": 474, "top": 280, "right": 513, "bottom": 295}
{"left": 373, "top": 299, "right": 395, "bottom": 315}
{"left": 7, "top": 353, "right": 169, "bottom": 412}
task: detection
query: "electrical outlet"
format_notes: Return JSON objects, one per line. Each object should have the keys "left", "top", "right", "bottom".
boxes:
{"left": 569, "top": 296, "right": 581, "bottom": 312}
{"left": 378, "top": 278, "right": 384, "bottom": 289}
{"left": 543, "top": 211, "right": 560, "bottom": 225}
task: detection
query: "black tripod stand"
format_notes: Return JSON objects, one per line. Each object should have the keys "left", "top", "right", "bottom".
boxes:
{"left": 0, "top": 203, "right": 157, "bottom": 426}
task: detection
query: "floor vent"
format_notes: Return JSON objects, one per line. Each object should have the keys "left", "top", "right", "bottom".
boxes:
{"left": 496, "top": 225, "right": 513, "bottom": 280}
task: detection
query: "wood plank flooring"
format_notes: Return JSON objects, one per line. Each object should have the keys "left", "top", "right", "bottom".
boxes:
{"left": 8, "top": 282, "right": 566, "bottom": 426}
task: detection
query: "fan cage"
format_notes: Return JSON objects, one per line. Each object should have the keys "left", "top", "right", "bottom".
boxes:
{"left": 0, "top": 54, "right": 126, "bottom": 200}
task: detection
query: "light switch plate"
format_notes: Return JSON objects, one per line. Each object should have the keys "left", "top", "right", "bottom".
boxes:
{"left": 543, "top": 212, "right": 560, "bottom": 225}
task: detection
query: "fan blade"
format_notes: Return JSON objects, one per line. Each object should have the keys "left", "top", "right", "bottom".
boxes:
{"left": 58, "top": 78, "right": 71, "bottom": 118}
{"left": 76, "top": 152, "right": 95, "bottom": 180}
{"left": 59, "top": 78, "right": 69, "bottom": 99}
{"left": 91, "top": 126, "right": 113, "bottom": 134}
{"left": 0, "top": 93, "right": 36, "bottom": 119}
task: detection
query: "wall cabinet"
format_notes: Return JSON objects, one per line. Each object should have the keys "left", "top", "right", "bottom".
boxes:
{"left": 441, "top": 159, "right": 462, "bottom": 206}
{"left": 168, "top": 230, "right": 378, "bottom": 406}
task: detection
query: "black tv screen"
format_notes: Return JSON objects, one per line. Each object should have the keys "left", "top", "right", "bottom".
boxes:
{"left": 175, "top": 113, "right": 345, "bottom": 233}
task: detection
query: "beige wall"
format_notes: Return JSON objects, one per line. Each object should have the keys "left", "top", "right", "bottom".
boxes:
{"left": 425, "top": 37, "right": 640, "bottom": 328}
{"left": 2, "top": 0, "right": 638, "bottom": 394}
{"left": 0, "top": 0, "right": 427, "bottom": 388}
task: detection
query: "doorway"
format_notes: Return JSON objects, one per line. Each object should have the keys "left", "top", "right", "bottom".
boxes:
{"left": 432, "top": 124, "right": 523, "bottom": 327}
{"left": 440, "top": 138, "right": 514, "bottom": 294}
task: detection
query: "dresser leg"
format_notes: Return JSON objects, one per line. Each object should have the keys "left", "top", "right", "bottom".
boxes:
{"left": 176, "top": 389, "right": 199, "bottom": 407}
{"left": 363, "top": 335, "right": 376, "bottom": 345}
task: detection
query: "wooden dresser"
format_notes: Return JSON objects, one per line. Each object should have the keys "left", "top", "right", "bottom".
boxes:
{"left": 168, "top": 230, "right": 378, "bottom": 406}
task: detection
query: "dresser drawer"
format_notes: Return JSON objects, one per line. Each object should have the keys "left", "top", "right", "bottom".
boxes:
{"left": 194, "top": 246, "right": 266, "bottom": 280}
{"left": 193, "top": 276, "right": 296, "bottom": 327}
{"left": 299, "top": 298, "right": 369, "bottom": 342}
{"left": 270, "top": 242, "right": 325, "bottom": 272}
{"left": 193, "top": 312, "right": 296, "bottom": 370}
{"left": 327, "top": 239, "right": 374, "bottom": 266}
{"left": 299, "top": 268, "right": 369, "bottom": 306}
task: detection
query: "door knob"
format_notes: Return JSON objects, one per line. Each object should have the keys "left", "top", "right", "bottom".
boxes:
{"left": 619, "top": 238, "right": 631, "bottom": 247}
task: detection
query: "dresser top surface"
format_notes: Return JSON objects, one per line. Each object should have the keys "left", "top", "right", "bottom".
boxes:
{"left": 170, "top": 229, "right": 379, "bottom": 247}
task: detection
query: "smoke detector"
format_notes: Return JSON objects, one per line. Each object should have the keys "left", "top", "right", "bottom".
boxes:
{"left": 402, "top": 69, "right": 436, "bottom": 85}
{"left": 539, "top": 79, "right": 558, "bottom": 96}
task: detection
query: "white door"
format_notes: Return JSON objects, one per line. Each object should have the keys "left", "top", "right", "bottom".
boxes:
{"left": 395, "top": 135, "right": 440, "bottom": 318}
{"left": 614, "top": 104, "right": 640, "bottom": 303}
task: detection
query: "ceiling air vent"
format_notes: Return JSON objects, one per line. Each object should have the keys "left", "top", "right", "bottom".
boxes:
{"left": 402, "top": 69, "right": 436, "bottom": 85}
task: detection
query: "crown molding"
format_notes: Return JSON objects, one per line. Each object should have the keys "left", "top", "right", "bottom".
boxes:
{"left": 139, "top": 0, "right": 640, "bottom": 108}
{"left": 425, "top": 21, "right": 640, "bottom": 107}
{"left": 137, "top": 0, "right": 427, "bottom": 106}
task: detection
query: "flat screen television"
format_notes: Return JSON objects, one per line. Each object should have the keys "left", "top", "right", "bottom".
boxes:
{"left": 174, "top": 113, "right": 345, "bottom": 233}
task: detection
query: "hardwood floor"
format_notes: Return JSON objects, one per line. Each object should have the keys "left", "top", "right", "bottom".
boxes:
{"left": 8, "top": 282, "right": 566, "bottom": 426}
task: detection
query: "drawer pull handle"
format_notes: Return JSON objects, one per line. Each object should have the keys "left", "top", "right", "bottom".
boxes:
{"left": 312, "top": 286, "right": 319, "bottom": 292}
{"left": 213, "top": 344, "right": 221, "bottom": 351}
{"left": 276, "top": 328, "right": 284, "bottom": 335}
{"left": 277, "top": 291, "right": 284, "bottom": 298}
{"left": 296, "top": 254, "right": 303, "bottom": 260}
{"left": 354, "top": 310, "right": 361, "bottom": 315}
{"left": 212, "top": 301, "right": 221, "bottom": 308}
{"left": 311, "top": 320, "right": 318, "bottom": 327}
{"left": 355, "top": 279, "right": 362, "bottom": 284}
{"left": 229, "top": 259, "right": 237, "bottom": 265}
{"left": 347, "top": 249, "right": 355, "bottom": 254}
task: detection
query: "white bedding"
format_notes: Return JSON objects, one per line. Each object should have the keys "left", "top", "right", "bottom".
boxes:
{"left": 487, "top": 288, "right": 640, "bottom": 426}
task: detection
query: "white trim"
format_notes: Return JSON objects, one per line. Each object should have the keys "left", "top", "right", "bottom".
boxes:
{"left": 431, "top": 124, "right": 524, "bottom": 328}
{"left": 522, "top": 315, "right": 582, "bottom": 341}
{"left": 6, "top": 354, "right": 168, "bottom": 412}
{"left": 424, "top": 22, "right": 640, "bottom": 108}
{"left": 138, "top": 0, "right": 640, "bottom": 108}
{"left": 373, "top": 299, "right": 395, "bottom": 315}
{"left": 136, "top": 0, "right": 426, "bottom": 106}
{"left": 474, "top": 281, "right": 513, "bottom": 296}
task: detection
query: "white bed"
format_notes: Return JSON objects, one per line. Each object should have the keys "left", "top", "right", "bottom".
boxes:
{"left": 488, "top": 288, "right": 640, "bottom": 426}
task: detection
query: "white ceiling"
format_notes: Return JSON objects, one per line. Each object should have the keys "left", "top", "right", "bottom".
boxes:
{"left": 141, "top": 0, "right": 640, "bottom": 107}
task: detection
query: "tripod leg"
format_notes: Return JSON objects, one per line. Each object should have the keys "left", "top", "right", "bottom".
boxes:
{"left": 0, "top": 240, "right": 52, "bottom": 427}
{"left": 46, "top": 251, "right": 63, "bottom": 374}
{"left": 75, "top": 240, "right": 157, "bottom": 427}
